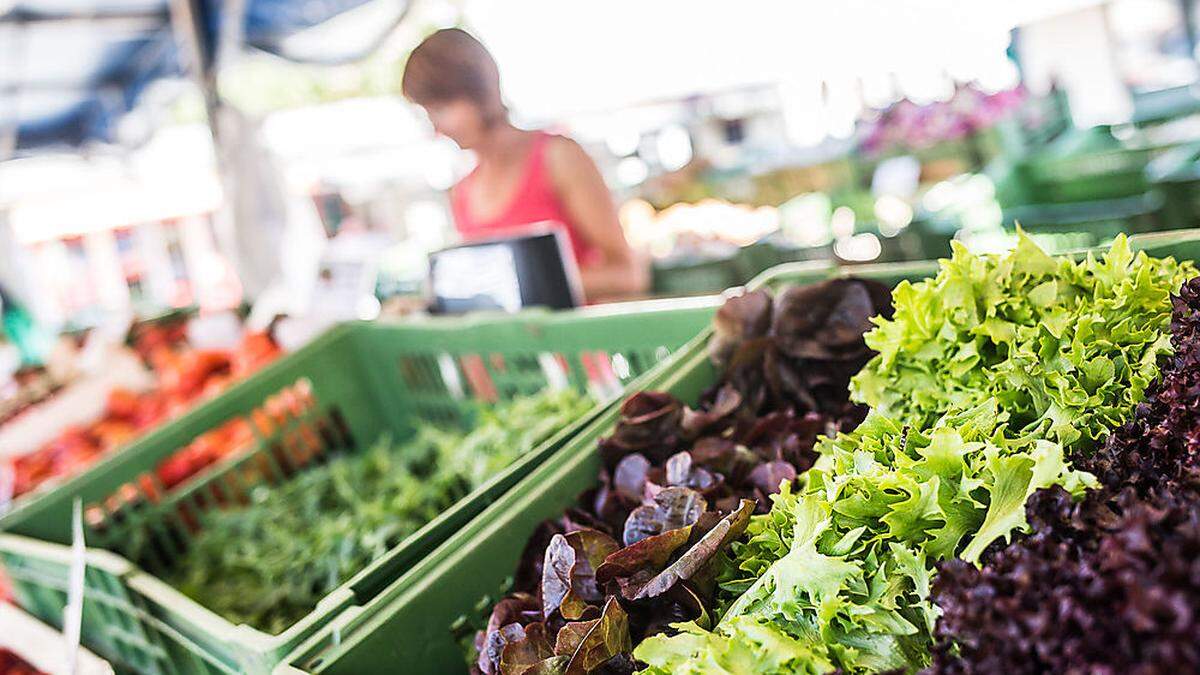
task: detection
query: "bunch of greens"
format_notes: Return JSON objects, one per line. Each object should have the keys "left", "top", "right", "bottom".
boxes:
{"left": 169, "top": 388, "right": 593, "bottom": 634}
{"left": 851, "top": 233, "right": 1194, "bottom": 452}
{"left": 636, "top": 236, "right": 1195, "bottom": 674}
{"left": 928, "top": 276, "right": 1200, "bottom": 673}
{"left": 635, "top": 402, "right": 1093, "bottom": 673}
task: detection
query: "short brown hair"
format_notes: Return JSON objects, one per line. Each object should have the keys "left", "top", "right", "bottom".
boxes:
{"left": 401, "top": 28, "right": 503, "bottom": 112}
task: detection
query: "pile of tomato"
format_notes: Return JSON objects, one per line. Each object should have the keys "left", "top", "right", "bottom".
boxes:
{"left": 0, "top": 648, "right": 44, "bottom": 675}
{"left": 8, "top": 325, "right": 280, "bottom": 499}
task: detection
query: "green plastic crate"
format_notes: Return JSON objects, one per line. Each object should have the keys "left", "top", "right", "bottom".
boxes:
{"left": 732, "top": 241, "right": 785, "bottom": 282}
{"left": 1002, "top": 192, "right": 1164, "bottom": 250}
{"left": 1148, "top": 141, "right": 1200, "bottom": 231}
{"left": 766, "top": 240, "right": 833, "bottom": 268}
{"left": 909, "top": 214, "right": 961, "bottom": 260}
{"left": 1132, "top": 84, "right": 1200, "bottom": 127}
{"left": 273, "top": 230, "right": 1200, "bottom": 675}
{"left": 0, "top": 299, "right": 720, "bottom": 675}
{"left": 1024, "top": 147, "right": 1155, "bottom": 204}
{"left": 996, "top": 127, "right": 1169, "bottom": 208}
{"left": 651, "top": 254, "right": 741, "bottom": 296}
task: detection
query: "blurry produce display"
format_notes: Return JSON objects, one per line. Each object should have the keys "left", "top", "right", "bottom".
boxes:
{"left": 621, "top": 199, "right": 780, "bottom": 262}
{"left": 858, "top": 85, "right": 1024, "bottom": 159}
{"left": 0, "top": 367, "right": 66, "bottom": 429}
{"left": 8, "top": 329, "right": 280, "bottom": 499}
{"left": 0, "top": 649, "right": 44, "bottom": 675}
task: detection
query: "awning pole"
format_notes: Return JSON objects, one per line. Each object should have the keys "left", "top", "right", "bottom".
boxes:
{"left": 166, "top": 0, "right": 218, "bottom": 138}
{"left": 168, "top": 0, "right": 249, "bottom": 302}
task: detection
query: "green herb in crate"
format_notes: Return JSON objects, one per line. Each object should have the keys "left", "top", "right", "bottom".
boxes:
{"left": 851, "top": 232, "right": 1194, "bottom": 452}
{"left": 168, "top": 388, "right": 593, "bottom": 634}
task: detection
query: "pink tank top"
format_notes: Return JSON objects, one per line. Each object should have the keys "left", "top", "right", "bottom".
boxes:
{"left": 450, "top": 131, "right": 601, "bottom": 269}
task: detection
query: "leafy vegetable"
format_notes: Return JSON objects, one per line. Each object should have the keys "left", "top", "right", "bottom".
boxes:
{"left": 14, "top": 331, "right": 280, "bottom": 498}
{"left": 636, "top": 616, "right": 835, "bottom": 675}
{"left": 543, "top": 530, "right": 620, "bottom": 620}
{"left": 851, "top": 233, "right": 1194, "bottom": 452}
{"left": 712, "top": 280, "right": 892, "bottom": 420}
{"left": 929, "top": 276, "right": 1200, "bottom": 674}
{"left": 633, "top": 236, "right": 1200, "bottom": 675}
{"left": 168, "top": 388, "right": 593, "bottom": 633}
{"left": 931, "top": 487, "right": 1200, "bottom": 674}
{"left": 473, "top": 278, "right": 893, "bottom": 674}
{"left": 638, "top": 237, "right": 1195, "bottom": 673}
{"left": 478, "top": 492, "right": 755, "bottom": 675}
{"left": 635, "top": 403, "right": 1093, "bottom": 674}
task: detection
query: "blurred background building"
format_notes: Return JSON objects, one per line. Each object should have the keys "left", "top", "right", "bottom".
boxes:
{"left": 3, "top": 0, "right": 1200, "bottom": 332}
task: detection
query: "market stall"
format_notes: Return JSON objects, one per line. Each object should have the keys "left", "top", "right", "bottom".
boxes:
{"left": 5, "top": 2, "right": 1200, "bottom": 675}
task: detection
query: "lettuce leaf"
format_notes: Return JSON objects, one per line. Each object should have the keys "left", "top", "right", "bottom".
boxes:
{"left": 637, "top": 616, "right": 834, "bottom": 675}
{"left": 635, "top": 402, "right": 1094, "bottom": 673}
{"left": 634, "top": 237, "right": 1190, "bottom": 673}
{"left": 851, "top": 233, "right": 1193, "bottom": 453}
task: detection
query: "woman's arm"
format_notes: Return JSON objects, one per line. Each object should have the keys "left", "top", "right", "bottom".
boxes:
{"left": 545, "top": 136, "right": 650, "bottom": 301}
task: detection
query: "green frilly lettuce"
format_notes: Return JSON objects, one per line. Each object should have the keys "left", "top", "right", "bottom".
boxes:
{"left": 634, "top": 236, "right": 1191, "bottom": 673}
{"left": 852, "top": 233, "right": 1193, "bottom": 452}
{"left": 635, "top": 402, "right": 1093, "bottom": 673}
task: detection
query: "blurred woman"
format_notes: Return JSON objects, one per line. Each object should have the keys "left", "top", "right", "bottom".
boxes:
{"left": 402, "top": 28, "right": 648, "bottom": 302}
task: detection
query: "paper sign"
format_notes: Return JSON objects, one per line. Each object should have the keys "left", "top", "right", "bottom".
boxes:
{"left": 437, "top": 353, "right": 466, "bottom": 400}
{"left": 309, "top": 258, "right": 379, "bottom": 322}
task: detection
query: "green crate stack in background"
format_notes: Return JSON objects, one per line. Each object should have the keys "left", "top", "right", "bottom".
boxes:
{"left": 650, "top": 253, "right": 742, "bottom": 296}
{"left": 1002, "top": 192, "right": 1164, "bottom": 250}
{"left": 1131, "top": 84, "right": 1200, "bottom": 128}
{"left": 270, "top": 230, "right": 1200, "bottom": 675}
{"left": 991, "top": 126, "right": 1176, "bottom": 246}
{"left": 0, "top": 298, "right": 721, "bottom": 675}
{"left": 1148, "top": 140, "right": 1200, "bottom": 232}
{"left": 1001, "top": 126, "right": 1156, "bottom": 204}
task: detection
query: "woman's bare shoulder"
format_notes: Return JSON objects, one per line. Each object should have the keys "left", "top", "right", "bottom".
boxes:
{"left": 543, "top": 134, "right": 595, "bottom": 179}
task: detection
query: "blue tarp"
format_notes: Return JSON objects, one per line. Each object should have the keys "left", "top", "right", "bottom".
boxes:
{"left": 1, "top": 0, "right": 405, "bottom": 151}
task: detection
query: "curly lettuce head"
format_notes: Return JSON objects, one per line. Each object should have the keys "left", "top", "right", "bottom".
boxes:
{"left": 851, "top": 233, "right": 1194, "bottom": 452}
{"left": 634, "top": 402, "right": 1094, "bottom": 674}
